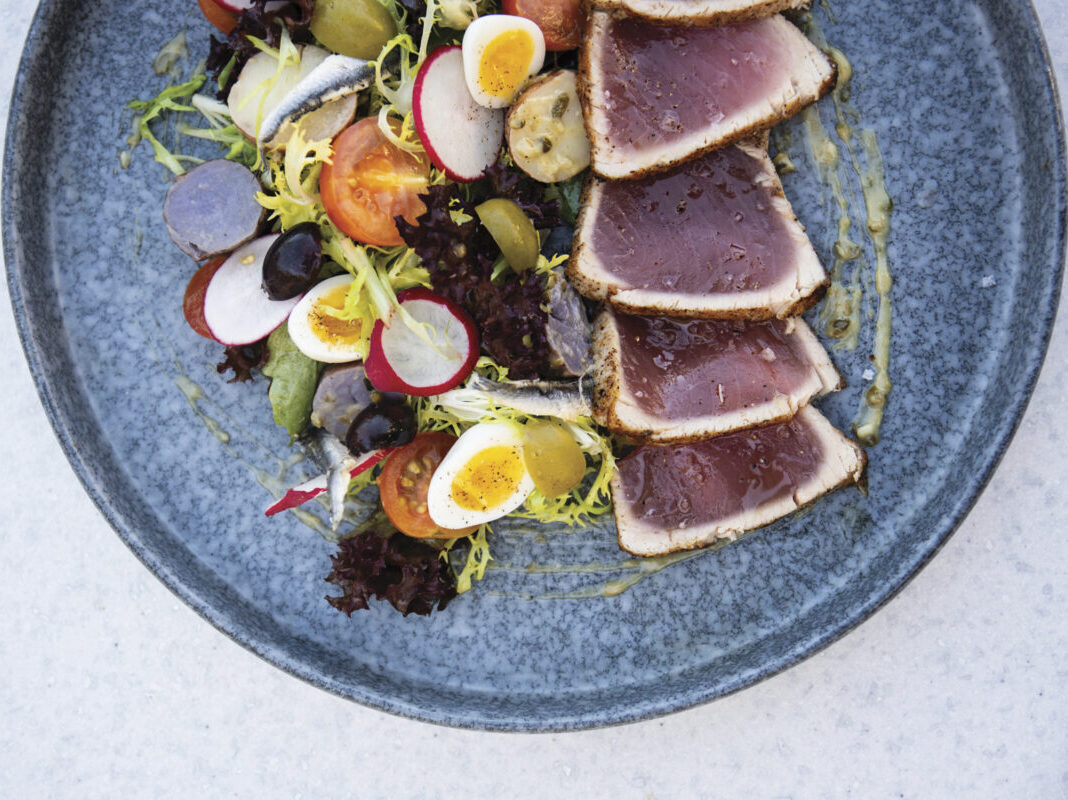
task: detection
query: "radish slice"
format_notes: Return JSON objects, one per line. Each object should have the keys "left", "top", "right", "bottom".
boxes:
{"left": 412, "top": 46, "right": 504, "bottom": 182}
{"left": 215, "top": 0, "right": 285, "bottom": 13}
{"left": 203, "top": 234, "right": 303, "bottom": 346}
{"left": 365, "top": 288, "right": 479, "bottom": 396}
{"left": 265, "top": 448, "right": 390, "bottom": 516}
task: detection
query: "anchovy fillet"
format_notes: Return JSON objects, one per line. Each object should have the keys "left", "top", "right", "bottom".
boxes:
{"left": 257, "top": 53, "right": 386, "bottom": 146}
{"left": 301, "top": 429, "right": 357, "bottom": 531}
{"left": 462, "top": 374, "right": 594, "bottom": 421}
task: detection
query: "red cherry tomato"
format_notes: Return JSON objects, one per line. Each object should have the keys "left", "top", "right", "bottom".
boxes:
{"left": 378, "top": 433, "right": 476, "bottom": 539}
{"left": 502, "top": 0, "right": 583, "bottom": 51}
{"left": 320, "top": 119, "right": 431, "bottom": 247}
{"left": 183, "top": 257, "right": 225, "bottom": 340}
{"left": 198, "top": 0, "right": 239, "bottom": 34}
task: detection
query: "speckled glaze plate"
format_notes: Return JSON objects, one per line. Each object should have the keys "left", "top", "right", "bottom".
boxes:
{"left": 4, "top": 0, "right": 1065, "bottom": 730}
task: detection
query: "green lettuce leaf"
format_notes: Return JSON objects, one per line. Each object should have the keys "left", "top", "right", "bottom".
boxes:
{"left": 546, "top": 174, "right": 584, "bottom": 227}
{"left": 262, "top": 325, "right": 323, "bottom": 438}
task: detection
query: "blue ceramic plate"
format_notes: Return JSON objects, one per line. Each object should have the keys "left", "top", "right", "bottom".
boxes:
{"left": 4, "top": 0, "right": 1064, "bottom": 730}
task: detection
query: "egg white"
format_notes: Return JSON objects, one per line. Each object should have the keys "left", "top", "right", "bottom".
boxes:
{"left": 287, "top": 275, "right": 364, "bottom": 363}
{"left": 461, "top": 15, "right": 546, "bottom": 109}
{"left": 427, "top": 422, "right": 535, "bottom": 528}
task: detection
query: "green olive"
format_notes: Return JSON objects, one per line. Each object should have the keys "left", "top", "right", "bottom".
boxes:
{"left": 310, "top": 0, "right": 398, "bottom": 61}
{"left": 474, "top": 198, "right": 540, "bottom": 274}
{"left": 521, "top": 419, "right": 587, "bottom": 499}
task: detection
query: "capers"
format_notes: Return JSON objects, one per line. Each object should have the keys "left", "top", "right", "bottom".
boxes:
{"left": 827, "top": 318, "right": 852, "bottom": 337}
{"left": 262, "top": 222, "right": 322, "bottom": 300}
{"left": 551, "top": 93, "right": 570, "bottom": 119}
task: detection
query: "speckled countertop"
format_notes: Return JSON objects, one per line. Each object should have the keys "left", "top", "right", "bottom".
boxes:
{"left": 1, "top": 2, "right": 1066, "bottom": 797}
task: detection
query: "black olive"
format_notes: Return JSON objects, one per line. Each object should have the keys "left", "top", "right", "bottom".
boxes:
{"left": 345, "top": 401, "right": 416, "bottom": 456}
{"left": 262, "top": 222, "right": 322, "bottom": 300}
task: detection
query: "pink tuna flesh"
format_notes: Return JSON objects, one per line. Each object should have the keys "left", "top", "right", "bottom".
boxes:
{"left": 595, "top": 17, "right": 790, "bottom": 153}
{"left": 612, "top": 406, "right": 865, "bottom": 555}
{"left": 589, "top": 146, "right": 803, "bottom": 295}
{"left": 613, "top": 314, "right": 837, "bottom": 422}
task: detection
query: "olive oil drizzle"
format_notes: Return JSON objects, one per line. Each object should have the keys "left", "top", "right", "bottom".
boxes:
{"left": 172, "top": 369, "right": 339, "bottom": 540}
{"left": 801, "top": 104, "right": 865, "bottom": 352}
{"left": 144, "top": 317, "right": 357, "bottom": 541}
{"left": 488, "top": 549, "right": 708, "bottom": 600}
{"left": 797, "top": 17, "right": 895, "bottom": 447}
{"left": 174, "top": 374, "right": 231, "bottom": 445}
{"left": 852, "top": 130, "right": 893, "bottom": 445}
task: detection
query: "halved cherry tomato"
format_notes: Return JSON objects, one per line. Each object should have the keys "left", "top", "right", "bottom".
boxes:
{"left": 320, "top": 118, "right": 431, "bottom": 247}
{"left": 198, "top": 0, "right": 239, "bottom": 34}
{"left": 502, "top": 0, "right": 583, "bottom": 51}
{"left": 379, "top": 432, "right": 476, "bottom": 539}
{"left": 183, "top": 257, "right": 225, "bottom": 340}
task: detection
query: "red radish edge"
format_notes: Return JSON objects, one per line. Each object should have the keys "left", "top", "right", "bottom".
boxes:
{"left": 183, "top": 257, "right": 225, "bottom": 341}
{"left": 216, "top": 0, "right": 285, "bottom": 11}
{"left": 412, "top": 46, "right": 504, "bottom": 183}
{"left": 365, "top": 288, "right": 480, "bottom": 397}
{"left": 265, "top": 448, "right": 391, "bottom": 516}
{"left": 214, "top": 0, "right": 252, "bottom": 11}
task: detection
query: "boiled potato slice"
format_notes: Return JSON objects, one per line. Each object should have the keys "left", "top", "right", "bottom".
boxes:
{"left": 505, "top": 70, "right": 590, "bottom": 183}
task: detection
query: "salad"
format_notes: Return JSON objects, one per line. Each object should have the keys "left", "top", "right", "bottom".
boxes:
{"left": 126, "top": 0, "right": 882, "bottom": 617}
{"left": 132, "top": 0, "right": 613, "bottom": 616}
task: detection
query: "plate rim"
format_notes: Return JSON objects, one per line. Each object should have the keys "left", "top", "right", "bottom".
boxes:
{"left": 4, "top": 0, "right": 1066, "bottom": 731}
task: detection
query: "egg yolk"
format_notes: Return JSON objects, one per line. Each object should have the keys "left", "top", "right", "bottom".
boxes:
{"left": 451, "top": 445, "right": 526, "bottom": 511}
{"left": 310, "top": 284, "right": 362, "bottom": 345}
{"left": 478, "top": 30, "right": 535, "bottom": 99}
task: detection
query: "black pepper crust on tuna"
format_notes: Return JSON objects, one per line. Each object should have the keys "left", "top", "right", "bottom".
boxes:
{"left": 584, "top": 0, "right": 810, "bottom": 28}
{"left": 576, "top": 11, "right": 838, "bottom": 181}
{"left": 590, "top": 310, "right": 843, "bottom": 444}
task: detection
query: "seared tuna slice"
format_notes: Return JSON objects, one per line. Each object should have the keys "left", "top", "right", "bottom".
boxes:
{"left": 569, "top": 139, "right": 827, "bottom": 318}
{"left": 592, "top": 310, "right": 841, "bottom": 442}
{"left": 591, "top": 0, "right": 808, "bottom": 26}
{"left": 579, "top": 12, "right": 835, "bottom": 179}
{"left": 612, "top": 405, "right": 865, "bottom": 556}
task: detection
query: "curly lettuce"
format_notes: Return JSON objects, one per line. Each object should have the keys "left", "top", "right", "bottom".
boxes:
{"left": 327, "top": 529, "right": 456, "bottom": 616}
{"left": 511, "top": 420, "right": 615, "bottom": 527}
{"left": 179, "top": 94, "right": 259, "bottom": 167}
{"left": 447, "top": 524, "right": 493, "bottom": 594}
{"left": 125, "top": 70, "right": 209, "bottom": 175}
{"left": 256, "top": 127, "right": 334, "bottom": 229}
{"left": 124, "top": 68, "right": 256, "bottom": 174}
